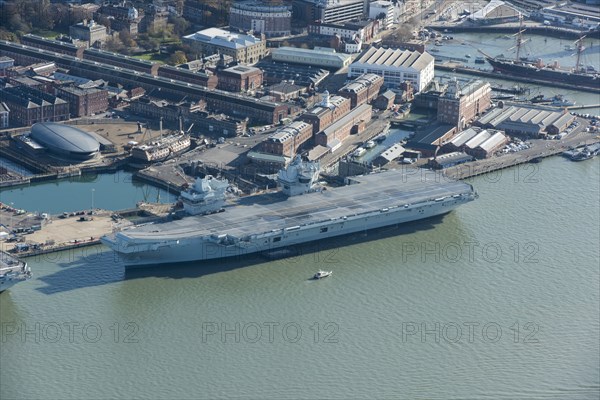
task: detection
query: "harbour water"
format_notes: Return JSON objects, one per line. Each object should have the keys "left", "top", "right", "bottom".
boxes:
{"left": 0, "top": 171, "right": 177, "bottom": 214}
{"left": 1, "top": 155, "right": 598, "bottom": 399}
{"left": 1, "top": 31, "right": 599, "bottom": 399}
{"left": 431, "top": 32, "right": 600, "bottom": 115}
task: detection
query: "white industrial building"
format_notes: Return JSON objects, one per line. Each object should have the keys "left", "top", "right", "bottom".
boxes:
{"left": 271, "top": 46, "right": 352, "bottom": 69}
{"left": 348, "top": 47, "right": 434, "bottom": 92}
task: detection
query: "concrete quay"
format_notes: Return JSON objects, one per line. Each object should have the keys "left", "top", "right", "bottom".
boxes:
{"left": 0, "top": 209, "right": 129, "bottom": 256}
{"left": 426, "top": 23, "right": 599, "bottom": 40}
{"left": 434, "top": 63, "right": 600, "bottom": 94}
{"left": 442, "top": 132, "right": 600, "bottom": 180}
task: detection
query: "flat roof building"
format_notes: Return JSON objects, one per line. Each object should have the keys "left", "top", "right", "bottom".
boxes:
{"left": 218, "top": 65, "right": 264, "bottom": 93}
{"left": 349, "top": 46, "right": 434, "bottom": 92}
{"left": 271, "top": 46, "right": 352, "bottom": 70}
{"left": 293, "top": 0, "right": 367, "bottom": 24}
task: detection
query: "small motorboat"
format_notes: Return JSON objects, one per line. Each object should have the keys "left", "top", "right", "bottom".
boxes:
{"left": 352, "top": 147, "right": 366, "bottom": 157}
{"left": 364, "top": 140, "right": 376, "bottom": 149}
{"left": 313, "top": 270, "right": 332, "bottom": 279}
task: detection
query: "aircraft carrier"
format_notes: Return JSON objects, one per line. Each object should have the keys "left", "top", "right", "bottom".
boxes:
{"left": 102, "top": 159, "right": 477, "bottom": 266}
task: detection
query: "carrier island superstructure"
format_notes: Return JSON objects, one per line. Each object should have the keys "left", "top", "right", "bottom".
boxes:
{"left": 102, "top": 158, "right": 477, "bottom": 266}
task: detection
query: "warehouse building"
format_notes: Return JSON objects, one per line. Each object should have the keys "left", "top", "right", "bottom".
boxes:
{"left": 445, "top": 127, "right": 509, "bottom": 158}
{"left": 338, "top": 73, "right": 384, "bottom": 108}
{"left": 429, "top": 152, "right": 474, "bottom": 169}
{"left": 476, "top": 104, "right": 575, "bottom": 138}
{"left": 348, "top": 47, "right": 434, "bottom": 92}
{"left": 271, "top": 46, "right": 352, "bottom": 70}
{"left": 315, "top": 103, "right": 372, "bottom": 148}
{"left": 261, "top": 121, "right": 313, "bottom": 157}
{"left": 298, "top": 91, "right": 351, "bottom": 134}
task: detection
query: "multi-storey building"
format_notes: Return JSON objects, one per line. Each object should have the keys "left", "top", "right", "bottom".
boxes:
{"left": 229, "top": 1, "right": 292, "bottom": 38}
{"left": 22, "top": 35, "right": 85, "bottom": 58}
{"left": 83, "top": 48, "right": 159, "bottom": 75}
{"left": 157, "top": 65, "right": 218, "bottom": 89}
{"left": 55, "top": 86, "right": 109, "bottom": 118}
{"left": 0, "top": 86, "right": 69, "bottom": 127}
{"left": 293, "top": 0, "right": 368, "bottom": 24}
{"left": 0, "top": 102, "right": 9, "bottom": 128}
{"left": 261, "top": 121, "right": 313, "bottom": 157}
{"left": 437, "top": 79, "right": 492, "bottom": 130}
{"left": 348, "top": 46, "right": 434, "bottom": 92}
{"left": 0, "top": 40, "right": 288, "bottom": 125}
{"left": 308, "top": 19, "right": 378, "bottom": 42}
{"left": 217, "top": 65, "right": 263, "bottom": 93}
{"left": 0, "top": 56, "right": 14, "bottom": 77}
{"left": 183, "top": 28, "right": 267, "bottom": 65}
{"left": 315, "top": 103, "right": 372, "bottom": 147}
{"left": 369, "top": 1, "right": 399, "bottom": 29}
{"left": 69, "top": 20, "right": 108, "bottom": 48}
{"left": 94, "top": 2, "right": 142, "bottom": 37}
{"left": 337, "top": 73, "right": 384, "bottom": 108}
{"left": 298, "top": 92, "right": 351, "bottom": 134}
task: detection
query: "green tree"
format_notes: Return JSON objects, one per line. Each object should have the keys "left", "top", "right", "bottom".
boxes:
{"left": 168, "top": 50, "right": 187, "bottom": 65}
{"left": 105, "top": 36, "right": 124, "bottom": 52}
{"left": 169, "top": 16, "right": 190, "bottom": 37}
{"left": 119, "top": 29, "right": 137, "bottom": 48}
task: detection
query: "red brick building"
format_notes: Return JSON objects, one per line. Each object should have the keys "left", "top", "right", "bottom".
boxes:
{"left": 298, "top": 92, "right": 351, "bottom": 134}
{"left": 437, "top": 79, "right": 492, "bottom": 130}
{"left": 261, "top": 121, "right": 313, "bottom": 157}
{"left": 217, "top": 65, "right": 263, "bottom": 93}
{"left": 55, "top": 86, "right": 109, "bottom": 117}
{"left": 315, "top": 103, "right": 372, "bottom": 147}
{"left": 337, "top": 73, "right": 384, "bottom": 109}
{"left": 158, "top": 65, "right": 218, "bottom": 89}
{"left": 0, "top": 86, "right": 69, "bottom": 127}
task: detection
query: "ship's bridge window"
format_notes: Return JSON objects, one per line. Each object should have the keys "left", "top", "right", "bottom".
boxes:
{"left": 320, "top": 227, "right": 328, "bottom": 233}
{"left": 273, "top": 237, "right": 281, "bottom": 242}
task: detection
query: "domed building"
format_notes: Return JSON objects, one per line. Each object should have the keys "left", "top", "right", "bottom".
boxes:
{"left": 30, "top": 123, "right": 100, "bottom": 160}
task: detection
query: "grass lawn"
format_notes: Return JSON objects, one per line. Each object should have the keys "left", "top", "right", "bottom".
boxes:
{"left": 132, "top": 52, "right": 170, "bottom": 64}
{"left": 31, "top": 28, "right": 68, "bottom": 39}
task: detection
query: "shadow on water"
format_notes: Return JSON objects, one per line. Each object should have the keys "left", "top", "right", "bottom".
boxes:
{"left": 123, "top": 213, "right": 450, "bottom": 280}
{"left": 34, "top": 214, "right": 451, "bottom": 293}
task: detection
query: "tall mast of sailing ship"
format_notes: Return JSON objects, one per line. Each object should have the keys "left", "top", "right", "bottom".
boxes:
{"left": 514, "top": 14, "right": 526, "bottom": 61}
{"left": 507, "top": 14, "right": 527, "bottom": 62}
{"left": 575, "top": 35, "right": 586, "bottom": 72}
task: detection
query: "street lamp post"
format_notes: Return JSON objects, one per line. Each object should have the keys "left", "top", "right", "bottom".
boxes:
{"left": 91, "top": 189, "right": 95, "bottom": 213}
{"left": 9, "top": 202, "right": 13, "bottom": 233}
